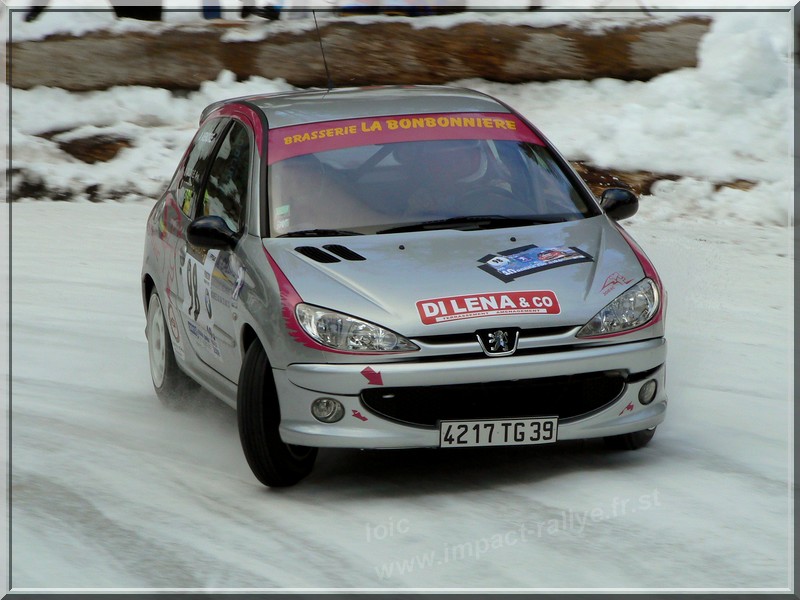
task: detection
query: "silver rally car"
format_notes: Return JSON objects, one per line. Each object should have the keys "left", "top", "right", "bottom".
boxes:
{"left": 142, "top": 85, "right": 667, "bottom": 487}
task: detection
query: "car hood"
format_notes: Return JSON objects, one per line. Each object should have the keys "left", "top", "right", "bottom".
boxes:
{"left": 262, "top": 216, "right": 645, "bottom": 337}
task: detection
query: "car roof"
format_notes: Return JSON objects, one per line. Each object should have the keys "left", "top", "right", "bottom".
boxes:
{"left": 201, "top": 85, "right": 512, "bottom": 129}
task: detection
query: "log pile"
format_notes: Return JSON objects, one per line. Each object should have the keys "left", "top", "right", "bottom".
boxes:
{"left": 10, "top": 16, "right": 710, "bottom": 91}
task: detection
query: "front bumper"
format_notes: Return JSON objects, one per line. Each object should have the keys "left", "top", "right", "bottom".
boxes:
{"left": 274, "top": 337, "right": 667, "bottom": 448}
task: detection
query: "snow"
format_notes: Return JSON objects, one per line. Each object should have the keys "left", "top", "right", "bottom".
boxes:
{"left": 8, "top": 11, "right": 794, "bottom": 226}
{"left": 6, "top": 203, "right": 793, "bottom": 590}
{"left": 454, "top": 11, "right": 793, "bottom": 227}
{"left": 3, "top": 3, "right": 795, "bottom": 593}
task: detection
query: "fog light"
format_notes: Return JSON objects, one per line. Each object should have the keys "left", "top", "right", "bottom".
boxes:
{"left": 311, "top": 397, "right": 344, "bottom": 423}
{"left": 638, "top": 379, "right": 657, "bottom": 405}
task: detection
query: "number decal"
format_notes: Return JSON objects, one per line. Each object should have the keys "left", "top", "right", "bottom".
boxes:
{"left": 456, "top": 424, "right": 468, "bottom": 444}
{"left": 189, "top": 263, "right": 200, "bottom": 320}
{"left": 186, "top": 262, "right": 194, "bottom": 316}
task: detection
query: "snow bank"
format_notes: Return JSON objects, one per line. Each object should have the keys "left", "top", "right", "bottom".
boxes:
{"left": 456, "top": 12, "right": 793, "bottom": 226}
{"left": 7, "top": 10, "right": 794, "bottom": 228}
{"left": 10, "top": 73, "right": 294, "bottom": 201}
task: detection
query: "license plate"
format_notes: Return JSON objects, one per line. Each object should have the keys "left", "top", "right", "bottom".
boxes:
{"left": 439, "top": 417, "right": 558, "bottom": 448}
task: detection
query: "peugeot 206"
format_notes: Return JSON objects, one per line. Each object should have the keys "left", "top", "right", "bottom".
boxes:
{"left": 141, "top": 86, "right": 667, "bottom": 487}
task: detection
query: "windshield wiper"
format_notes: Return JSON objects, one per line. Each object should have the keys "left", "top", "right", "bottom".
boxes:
{"left": 377, "top": 215, "right": 566, "bottom": 235}
{"left": 278, "top": 228, "right": 364, "bottom": 238}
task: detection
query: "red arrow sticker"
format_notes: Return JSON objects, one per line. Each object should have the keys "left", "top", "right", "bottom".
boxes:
{"left": 361, "top": 366, "right": 383, "bottom": 386}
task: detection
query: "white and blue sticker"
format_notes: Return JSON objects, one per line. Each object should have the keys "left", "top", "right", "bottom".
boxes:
{"left": 479, "top": 244, "right": 593, "bottom": 282}
{"left": 187, "top": 319, "right": 221, "bottom": 359}
{"left": 183, "top": 249, "right": 224, "bottom": 360}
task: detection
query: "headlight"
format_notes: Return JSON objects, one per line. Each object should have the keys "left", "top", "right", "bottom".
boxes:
{"left": 577, "top": 278, "right": 659, "bottom": 337}
{"left": 295, "top": 303, "right": 418, "bottom": 352}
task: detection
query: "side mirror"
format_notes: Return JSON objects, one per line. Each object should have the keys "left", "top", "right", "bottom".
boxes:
{"left": 187, "top": 215, "right": 238, "bottom": 250}
{"left": 600, "top": 188, "right": 639, "bottom": 220}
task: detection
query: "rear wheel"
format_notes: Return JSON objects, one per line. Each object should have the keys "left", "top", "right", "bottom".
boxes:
{"left": 604, "top": 426, "right": 657, "bottom": 450}
{"left": 146, "top": 290, "right": 197, "bottom": 407}
{"left": 237, "top": 340, "right": 317, "bottom": 487}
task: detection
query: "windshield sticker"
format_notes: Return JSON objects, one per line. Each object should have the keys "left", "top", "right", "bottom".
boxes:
{"left": 417, "top": 290, "right": 560, "bottom": 325}
{"left": 268, "top": 112, "right": 543, "bottom": 164}
{"left": 478, "top": 244, "right": 593, "bottom": 283}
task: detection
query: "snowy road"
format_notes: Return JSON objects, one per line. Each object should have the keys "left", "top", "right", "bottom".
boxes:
{"left": 7, "top": 201, "right": 792, "bottom": 591}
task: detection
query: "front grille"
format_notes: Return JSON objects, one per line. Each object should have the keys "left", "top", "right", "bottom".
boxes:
{"left": 360, "top": 371, "right": 626, "bottom": 429}
{"left": 414, "top": 326, "right": 576, "bottom": 346}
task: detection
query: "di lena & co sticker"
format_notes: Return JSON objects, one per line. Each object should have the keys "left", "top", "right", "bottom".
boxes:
{"left": 417, "top": 290, "right": 560, "bottom": 325}
{"left": 478, "top": 244, "right": 593, "bottom": 283}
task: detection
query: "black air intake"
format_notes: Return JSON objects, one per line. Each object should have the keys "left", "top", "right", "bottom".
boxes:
{"left": 323, "top": 244, "right": 366, "bottom": 261}
{"left": 294, "top": 246, "right": 340, "bottom": 263}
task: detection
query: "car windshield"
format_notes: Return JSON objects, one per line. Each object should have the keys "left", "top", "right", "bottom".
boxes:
{"left": 267, "top": 113, "right": 597, "bottom": 237}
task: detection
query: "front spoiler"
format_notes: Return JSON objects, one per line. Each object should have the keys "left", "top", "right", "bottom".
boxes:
{"left": 274, "top": 338, "right": 667, "bottom": 448}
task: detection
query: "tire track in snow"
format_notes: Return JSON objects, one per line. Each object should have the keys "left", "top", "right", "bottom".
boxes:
{"left": 12, "top": 472, "right": 268, "bottom": 588}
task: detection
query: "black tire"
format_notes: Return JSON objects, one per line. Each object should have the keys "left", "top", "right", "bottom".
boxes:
{"left": 237, "top": 341, "right": 317, "bottom": 487}
{"left": 603, "top": 426, "right": 657, "bottom": 450}
{"left": 146, "top": 290, "right": 197, "bottom": 408}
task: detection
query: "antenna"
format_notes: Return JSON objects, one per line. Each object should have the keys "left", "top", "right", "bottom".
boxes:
{"left": 312, "top": 10, "right": 334, "bottom": 90}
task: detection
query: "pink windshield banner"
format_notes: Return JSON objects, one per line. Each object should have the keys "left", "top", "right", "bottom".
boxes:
{"left": 267, "top": 112, "right": 544, "bottom": 164}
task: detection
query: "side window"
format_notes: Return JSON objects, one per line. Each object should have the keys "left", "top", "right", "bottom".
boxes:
{"left": 179, "top": 118, "right": 229, "bottom": 216}
{"left": 202, "top": 121, "right": 251, "bottom": 232}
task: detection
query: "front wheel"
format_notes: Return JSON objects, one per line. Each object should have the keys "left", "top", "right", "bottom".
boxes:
{"left": 237, "top": 340, "right": 317, "bottom": 487}
{"left": 603, "top": 426, "right": 657, "bottom": 450}
{"left": 146, "top": 290, "right": 197, "bottom": 408}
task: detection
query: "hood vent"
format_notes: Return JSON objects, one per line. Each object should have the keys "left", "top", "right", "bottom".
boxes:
{"left": 294, "top": 245, "right": 366, "bottom": 263}
{"left": 323, "top": 244, "right": 366, "bottom": 261}
{"left": 294, "top": 246, "right": 341, "bottom": 263}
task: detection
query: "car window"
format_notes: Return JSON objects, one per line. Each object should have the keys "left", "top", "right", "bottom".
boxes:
{"left": 269, "top": 139, "right": 594, "bottom": 236}
{"left": 266, "top": 112, "right": 598, "bottom": 236}
{"left": 179, "top": 118, "right": 229, "bottom": 217}
{"left": 202, "top": 121, "right": 251, "bottom": 232}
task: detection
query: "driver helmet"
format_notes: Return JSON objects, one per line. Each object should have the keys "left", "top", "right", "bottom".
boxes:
{"left": 421, "top": 139, "right": 488, "bottom": 185}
